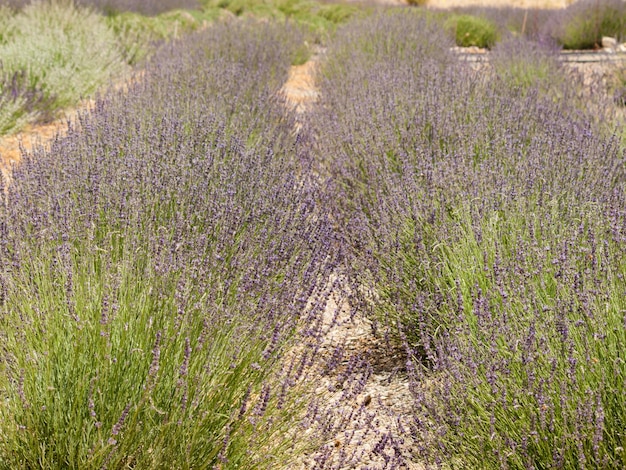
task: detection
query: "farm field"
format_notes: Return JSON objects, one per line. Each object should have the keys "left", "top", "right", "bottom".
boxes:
{"left": 0, "top": 0, "right": 625, "bottom": 469}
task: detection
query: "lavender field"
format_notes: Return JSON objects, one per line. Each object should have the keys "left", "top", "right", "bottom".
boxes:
{"left": 0, "top": 1, "right": 625, "bottom": 469}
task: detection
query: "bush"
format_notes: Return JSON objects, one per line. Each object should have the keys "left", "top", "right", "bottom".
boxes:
{"left": 311, "top": 11, "right": 626, "bottom": 469}
{"left": 609, "top": 66, "right": 626, "bottom": 108}
{"left": 548, "top": 0, "right": 626, "bottom": 49}
{"left": 0, "top": 21, "right": 336, "bottom": 469}
{"left": 203, "top": 0, "right": 358, "bottom": 37}
{"left": 76, "top": 0, "right": 200, "bottom": 15}
{"left": 446, "top": 14, "right": 499, "bottom": 48}
{"left": 406, "top": 0, "right": 428, "bottom": 7}
{"left": 106, "top": 9, "right": 220, "bottom": 65}
{"left": 0, "top": 0, "right": 128, "bottom": 110}
{"left": 0, "top": 69, "right": 56, "bottom": 134}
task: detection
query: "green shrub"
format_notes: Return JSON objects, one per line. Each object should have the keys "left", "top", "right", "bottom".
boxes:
{"left": 445, "top": 14, "right": 499, "bottom": 48}
{"left": 202, "top": 0, "right": 358, "bottom": 36}
{"left": 106, "top": 8, "right": 218, "bottom": 65}
{"left": 0, "top": 0, "right": 128, "bottom": 110}
{"left": 553, "top": 0, "right": 626, "bottom": 50}
{"left": 316, "top": 3, "right": 357, "bottom": 24}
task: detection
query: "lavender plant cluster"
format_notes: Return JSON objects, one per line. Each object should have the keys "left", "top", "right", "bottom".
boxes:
{"left": 75, "top": 0, "right": 200, "bottom": 16}
{"left": 444, "top": 6, "right": 553, "bottom": 40}
{"left": 541, "top": 0, "right": 626, "bottom": 49}
{"left": 309, "top": 11, "right": 626, "bottom": 468}
{"left": 0, "top": 67, "right": 56, "bottom": 134}
{"left": 0, "top": 21, "right": 338, "bottom": 468}
{"left": 0, "top": 0, "right": 200, "bottom": 15}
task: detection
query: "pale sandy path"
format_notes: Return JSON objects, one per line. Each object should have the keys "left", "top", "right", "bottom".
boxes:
{"left": 282, "top": 59, "right": 320, "bottom": 114}
{"left": 282, "top": 53, "right": 423, "bottom": 469}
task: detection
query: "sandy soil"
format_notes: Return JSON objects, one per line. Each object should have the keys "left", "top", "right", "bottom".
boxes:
{"left": 282, "top": 53, "right": 423, "bottom": 469}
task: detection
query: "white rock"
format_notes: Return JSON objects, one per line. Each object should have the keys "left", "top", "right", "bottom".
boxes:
{"left": 602, "top": 36, "right": 617, "bottom": 49}
{"left": 618, "top": 43, "right": 626, "bottom": 52}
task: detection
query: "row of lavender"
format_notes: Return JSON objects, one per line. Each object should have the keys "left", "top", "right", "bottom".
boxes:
{"left": 309, "top": 11, "right": 626, "bottom": 469}
{"left": 0, "top": 21, "right": 338, "bottom": 468}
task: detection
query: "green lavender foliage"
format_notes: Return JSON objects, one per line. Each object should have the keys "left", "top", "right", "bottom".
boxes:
{"left": 0, "top": 20, "right": 334, "bottom": 469}
{"left": 311, "top": 11, "right": 626, "bottom": 469}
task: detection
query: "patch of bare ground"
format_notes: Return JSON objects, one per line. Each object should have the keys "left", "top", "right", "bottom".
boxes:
{"left": 282, "top": 60, "right": 321, "bottom": 113}
{"left": 282, "top": 52, "right": 422, "bottom": 469}
{"left": 298, "top": 283, "right": 422, "bottom": 469}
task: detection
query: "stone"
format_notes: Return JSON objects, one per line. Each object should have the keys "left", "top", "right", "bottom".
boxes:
{"left": 602, "top": 36, "right": 617, "bottom": 49}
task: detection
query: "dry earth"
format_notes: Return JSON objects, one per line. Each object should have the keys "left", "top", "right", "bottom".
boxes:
{"left": 282, "top": 50, "right": 422, "bottom": 469}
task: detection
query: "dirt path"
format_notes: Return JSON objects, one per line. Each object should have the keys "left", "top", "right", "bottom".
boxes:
{"left": 297, "top": 285, "right": 422, "bottom": 469}
{"left": 282, "top": 52, "right": 423, "bottom": 469}
{"left": 282, "top": 57, "right": 320, "bottom": 114}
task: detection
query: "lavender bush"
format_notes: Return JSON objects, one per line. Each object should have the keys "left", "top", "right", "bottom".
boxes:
{"left": 2, "top": 0, "right": 201, "bottom": 15}
{"left": 490, "top": 36, "right": 567, "bottom": 98}
{"left": 444, "top": 14, "right": 499, "bottom": 48}
{"left": 309, "top": 11, "right": 626, "bottom": 468}
{"left": 543, "top": 0, "right": 626, "bottom": 49}
{"left": 0, "top": 68, "right": 56, "bottom": 134}
{"left": 0, "top": 0, "right": 128, "bottom": 133}
{"left": 445, "top": 6, "right": 554, "bottom": 41}
{"left": 0, "top": 20, "right": 337, "bottom": 468}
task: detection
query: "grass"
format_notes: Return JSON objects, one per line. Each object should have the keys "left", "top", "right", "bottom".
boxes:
{"left": 405, "top": 194, "right": 626, "bottom": 468}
